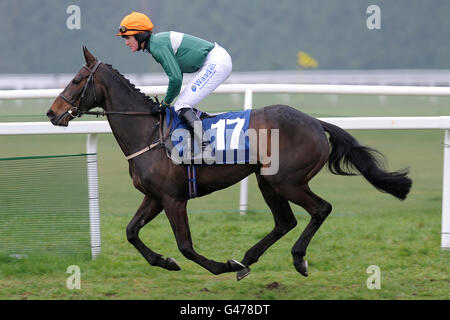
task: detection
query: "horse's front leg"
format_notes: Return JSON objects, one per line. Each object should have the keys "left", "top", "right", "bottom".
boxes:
{"left": 163, "top": 198, "right": 245, "bottom": 275}
{"left": 126, "top": 196, "right": 181, "bottom": 271}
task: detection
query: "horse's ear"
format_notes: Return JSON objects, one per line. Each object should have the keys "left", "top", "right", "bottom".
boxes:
{"left": 82, "top": 46, "right": 96, "bottom": 64}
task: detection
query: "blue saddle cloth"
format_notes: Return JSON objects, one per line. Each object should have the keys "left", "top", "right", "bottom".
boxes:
{"left": 164, "top": 107, "right": 252, "bottom": 164}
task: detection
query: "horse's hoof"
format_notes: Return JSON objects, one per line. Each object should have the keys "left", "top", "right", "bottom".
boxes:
{"left": 237, "top": 267, "right": 251, "bottom": 281}
{"left": 227, "top": 259, "right": 246, "bottom": 272}
{"left": 166, "top": 257, "right": 181, "bottom": 271}
{"left": 299, "top": 260, "right": 308, "bottom": 277}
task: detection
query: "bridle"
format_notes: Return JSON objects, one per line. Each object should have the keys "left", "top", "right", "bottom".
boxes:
{"left": 58, "top": 60, "right": 170, "bottom": 160}
{"left": 58, "top": 60, "right": 103, "bottom": 120}
{"left": 58, "top": 60, "right": 158, "bottom": 121}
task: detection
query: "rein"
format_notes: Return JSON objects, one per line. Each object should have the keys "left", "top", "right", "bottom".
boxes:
{"left": 77, "top": 109, "right": 158, "bottom": 117}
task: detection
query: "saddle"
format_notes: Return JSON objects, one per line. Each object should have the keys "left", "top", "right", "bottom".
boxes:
{"left": 161, "top": 107, "right": 219, "bottom": 165}
{"left": 159, "top": 106, "right": 252, "bottom": 198}
{"left": 160, "top": 107, "right": 219, "bottom": 199}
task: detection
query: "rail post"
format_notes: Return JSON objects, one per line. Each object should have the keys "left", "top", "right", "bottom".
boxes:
{"left": 86, "top": 133, "right": 101, "bottom": 259}
{"left": 239, "top": 88, "right": 253, "bottom": 215}
{"left": 442, "top": 130, "right": 450, "bottom": 249}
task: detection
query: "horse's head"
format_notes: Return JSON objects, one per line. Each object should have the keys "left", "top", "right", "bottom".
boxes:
{"left": 47, "top": 46, "right": 105, "bottom": 127}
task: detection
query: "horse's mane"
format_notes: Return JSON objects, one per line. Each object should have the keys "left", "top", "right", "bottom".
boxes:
{"left": 102, "top": 63, "right": 160, "bottom": 113}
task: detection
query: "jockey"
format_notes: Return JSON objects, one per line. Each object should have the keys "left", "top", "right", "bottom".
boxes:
{"left": 116, "top": 11, "right": 232, "bottom": 147}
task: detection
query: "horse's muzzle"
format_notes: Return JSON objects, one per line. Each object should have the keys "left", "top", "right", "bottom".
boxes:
{"left": 46, "top": 109, "right": 69, "bottom": 127}
{"left": 46, "top": 109, "right": 56, "bottom": 122}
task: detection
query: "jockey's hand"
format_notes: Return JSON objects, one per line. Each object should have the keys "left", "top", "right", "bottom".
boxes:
{"left": 160, "top": 100, "right": 170, "bottom": 108}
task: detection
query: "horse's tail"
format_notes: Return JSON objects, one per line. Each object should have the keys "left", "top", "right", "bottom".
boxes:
{"left": 319, "top": 120, "right": 412, "bottom": 200}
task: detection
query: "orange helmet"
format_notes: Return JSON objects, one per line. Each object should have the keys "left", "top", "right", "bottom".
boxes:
{"left": 116, "top": 12, "right": 154, "bottom": 36}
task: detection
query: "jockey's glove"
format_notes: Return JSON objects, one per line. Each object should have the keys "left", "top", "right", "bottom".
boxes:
{"left": 160, "top": 100, "right": 170, "bottom": 108}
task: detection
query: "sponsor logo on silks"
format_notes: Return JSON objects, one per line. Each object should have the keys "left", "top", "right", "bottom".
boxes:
{"left": 191, "top": 64, "right": 216, "bottom": 92}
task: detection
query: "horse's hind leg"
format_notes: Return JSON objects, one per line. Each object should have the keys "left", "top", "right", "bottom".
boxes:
{"left": 163, "top": 198, "right": 246, "bottom": 275}
{"left": 283, "top": 185, "right": 332, "bottom": 277}
{"left": 126, "top": 196, "right": 181, "bottom": 271}
{"left": 238, "top": 173, "right": 297, "bottom": 280}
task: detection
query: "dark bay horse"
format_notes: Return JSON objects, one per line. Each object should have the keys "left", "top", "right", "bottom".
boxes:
{"left": 47, "top": 47, "right": 412, "bottom": 280}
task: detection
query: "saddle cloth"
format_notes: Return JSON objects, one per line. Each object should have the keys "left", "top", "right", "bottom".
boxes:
{"left": 163, "top": 107, "right": 251, "bottom": 165}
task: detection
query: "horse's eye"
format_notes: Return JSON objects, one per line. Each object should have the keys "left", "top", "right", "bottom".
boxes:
{"left": 72, "top": 78, "right": 81, "bottom": 84}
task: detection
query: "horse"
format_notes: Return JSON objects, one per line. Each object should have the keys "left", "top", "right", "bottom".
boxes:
{"left": 47, "top": 47, "right": 412, "bottom": 280}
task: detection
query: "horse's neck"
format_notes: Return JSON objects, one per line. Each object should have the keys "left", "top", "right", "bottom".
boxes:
{"left": 103, "top": 89, "right": 159, "bottom": 158}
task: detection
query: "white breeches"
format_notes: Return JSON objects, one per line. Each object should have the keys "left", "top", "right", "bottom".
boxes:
{"left": 173, "top": 43, "right": 232, "bottom": 113}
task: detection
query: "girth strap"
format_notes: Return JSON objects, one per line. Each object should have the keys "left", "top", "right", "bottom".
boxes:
{"left": 125, "top": 107, "right": 173, "bottom": 161}
{"left": 187, "top": 165, "right": 198, "bottom": 199}
{"left": 125, "top": 140, "right": 161, "bottom": 160}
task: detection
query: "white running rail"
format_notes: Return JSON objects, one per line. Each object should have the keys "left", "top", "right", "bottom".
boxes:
{"left": 1, "top": 84, "right": 449, "bottom": 250}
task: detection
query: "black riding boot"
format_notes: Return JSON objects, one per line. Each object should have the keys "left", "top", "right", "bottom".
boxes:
{"left": 178, "top": 107, "right": 210, "bottom": 148}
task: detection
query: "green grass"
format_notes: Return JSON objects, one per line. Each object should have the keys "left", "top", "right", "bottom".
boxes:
{"left": 0, "top": 94, "right": 449, "bottom": 299}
